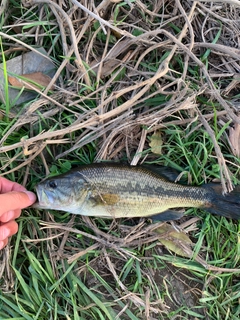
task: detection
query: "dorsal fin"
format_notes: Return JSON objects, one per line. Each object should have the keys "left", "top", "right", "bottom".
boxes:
{"left": 142, "top": 164, "right": 188, "bottom": 184}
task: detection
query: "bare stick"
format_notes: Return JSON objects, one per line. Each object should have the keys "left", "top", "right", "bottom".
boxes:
{"left": 26, "top": 0, "right": 91, "bottom": 87}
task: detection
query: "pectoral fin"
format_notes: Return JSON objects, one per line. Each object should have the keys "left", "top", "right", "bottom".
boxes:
{"left": 89, "top": 193, "right": 120, "bottom": 206}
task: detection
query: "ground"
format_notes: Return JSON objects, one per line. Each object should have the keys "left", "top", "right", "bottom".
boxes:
{"left": 0, "top": 1, "right": 240, "bottom": 319}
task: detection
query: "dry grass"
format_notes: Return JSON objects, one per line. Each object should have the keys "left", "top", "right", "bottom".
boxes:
{"left": 0, "top": 0, "right": 240, "bottom": 188}
{"left": 1, "top": 1, "right": 240, "bottom": 319}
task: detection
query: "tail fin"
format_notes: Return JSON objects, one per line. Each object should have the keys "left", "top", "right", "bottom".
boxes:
{"left": 206, "top": 184, "right": 240, "bottom": 220}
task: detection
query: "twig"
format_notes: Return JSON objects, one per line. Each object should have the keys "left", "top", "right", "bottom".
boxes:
{"left": 194, "top": 42, "right": 240, "bottom": 60}
{"left": 194, "top": 0, "right": 240, "bottom": 6}
{"left": 26, "top": 0, "right": 91, "bottom": 88}
{"left": 197, "top": 109, "right": 233, "bottom": 193}
{"left": 70, "top": 0, "right": 134, "bottom": 37}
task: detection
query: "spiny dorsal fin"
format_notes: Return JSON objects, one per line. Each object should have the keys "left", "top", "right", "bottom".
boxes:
{"left": 142, "top": 164, "right": 188, "bottom": 184}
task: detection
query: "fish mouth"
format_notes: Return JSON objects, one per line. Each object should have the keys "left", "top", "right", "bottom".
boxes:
{"left": 32, "top": 185, "right": 54, "bottom": 209}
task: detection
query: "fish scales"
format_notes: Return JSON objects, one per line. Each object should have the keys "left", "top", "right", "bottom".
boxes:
{"left": 76, "top": 165, "right": 208, "bottom": 208}
{"left": 34, "top": 163, "right": 221, "bottom": 220}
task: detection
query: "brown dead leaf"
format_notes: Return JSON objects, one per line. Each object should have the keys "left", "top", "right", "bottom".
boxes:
{"left": 111, "top": 29, "right": 122, "bottom": 40}
{"left": 90, "top": 38, "right": 135, "bottom": 77}
{"left": 12, "top": 25, "right": 23, "bottom": 34}
{"left": 149, "top": 130, "right": 163, "bottom": 155}
{"left": 229, "top": 122, "right": 240, "bottom": 158}
{"left": 97, "top": 59, "right": 122, "bottom": 77}
{"left": 8, "top": 72, "right": 53, "bottom": 91}
{"left": 156, "top": 223, "right": 193, "bottom": 258}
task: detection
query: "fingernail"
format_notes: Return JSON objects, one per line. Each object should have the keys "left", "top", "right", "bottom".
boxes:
{"left": 24, "top": 191, "right": 37, "bottom": 203}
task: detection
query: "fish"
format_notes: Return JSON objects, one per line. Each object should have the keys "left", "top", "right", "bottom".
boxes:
{"left": 33, "top": 163, "right": 240, "bottom": 221}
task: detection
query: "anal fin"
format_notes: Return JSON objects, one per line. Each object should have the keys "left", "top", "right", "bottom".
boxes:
{"left": 149, "top": 210, "right": 185, "bottom": 222}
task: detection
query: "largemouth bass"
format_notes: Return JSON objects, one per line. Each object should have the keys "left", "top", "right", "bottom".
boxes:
{"left": 34, "top": 163, "right": 240, "bottom": 220}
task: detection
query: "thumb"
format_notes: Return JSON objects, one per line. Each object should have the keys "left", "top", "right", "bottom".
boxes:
{"left": 0, "top": 191, "right": 36, "bottom": 216}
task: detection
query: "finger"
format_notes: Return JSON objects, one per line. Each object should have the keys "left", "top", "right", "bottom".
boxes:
{"left": 0, "top": 191, "right": 36, "bottom": 216}
{"left": 0, "top": 238, "right": 8, "bottom": 250}
{"left": 0, "top": 209, "right": 21, "bottom": 223}
{"left": 0, "top": 177, "right": 27, "bottom": 193}
{"left": 0, "top": 220, "right": 18, "bottom": 241}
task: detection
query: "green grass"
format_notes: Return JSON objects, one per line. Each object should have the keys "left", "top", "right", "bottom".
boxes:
{"left": 1, "top": 121, "right": 239, "bottom": 319}
{"left": 1, "top": 1, "right": 240, "bottom": 319}
{"left": 0, "top": 37, "right": 10, "bottom": 121}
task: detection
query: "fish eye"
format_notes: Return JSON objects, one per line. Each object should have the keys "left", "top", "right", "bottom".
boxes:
{"left": 48, "top": 180, "right": 57, "bottom": 189}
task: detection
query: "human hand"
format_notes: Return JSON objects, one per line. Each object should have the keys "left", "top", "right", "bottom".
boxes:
{"left": 0, "top": 177, "right": 36, "bottom": 250}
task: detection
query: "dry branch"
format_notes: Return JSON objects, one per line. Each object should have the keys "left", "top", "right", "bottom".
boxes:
{"left": 1, "top": 0, "right": 239, "bottom": 192}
